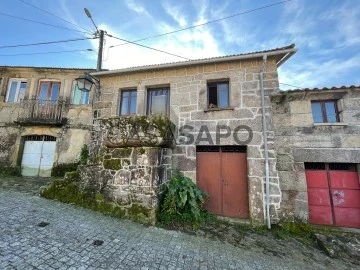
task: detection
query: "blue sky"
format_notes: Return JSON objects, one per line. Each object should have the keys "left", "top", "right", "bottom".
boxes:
{"left": 0, "top": 0, "right": 359, "bottom": 89}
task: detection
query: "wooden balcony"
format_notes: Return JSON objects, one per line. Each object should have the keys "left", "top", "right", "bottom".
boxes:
{"left": 15, "top": 98, "right": 67, "bottom": 126}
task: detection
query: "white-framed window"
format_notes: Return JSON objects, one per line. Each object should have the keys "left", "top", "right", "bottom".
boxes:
{"left": 71, "top": 81, "right": 89, "bottom": 105}
{"left": 6, "top": 79, "right": 27, "bottom": 103}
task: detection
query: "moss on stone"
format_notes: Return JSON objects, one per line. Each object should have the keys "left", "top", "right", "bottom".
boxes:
{"left": 103, "top": 154, "right": 112, "bottom": 160}
{"left": 96, "top": 193, "right": 104, "bottom": 201}
{"left": 136, "top": 147, "right": 146, "bottom": 155}
{"left": 103, "top": 159, "right": 121, "bottom": 170}
{"left": 0, "top": 165, "right": 20, "bottom": 176}
{"left": 51, "top": 163, "right": 79, "bottom": 177}
{"left": 41, "top": 180, "right": 127, "bottom": 220}
{"left": 112, "top": 148, "right": 132, "bottom": 158}
{"left": 64, "top": 171, "right": 80, "bottom": 182}
{"left": 122, "top": 159, "right": 131, "bottom": 166}
{"left": 128, "top": 203, "right": 150, "bottom": 218}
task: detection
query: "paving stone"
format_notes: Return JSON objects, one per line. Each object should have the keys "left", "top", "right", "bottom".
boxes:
{"left": 0, "top": 177, "right": 357, "bottom": 270}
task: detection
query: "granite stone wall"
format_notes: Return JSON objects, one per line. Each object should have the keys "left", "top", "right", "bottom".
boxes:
{"left": 271, "top": 87, "right": 360, "bottom": 222}
{"left": 76, "top": 116, "right": 173, "bottom": 223}
{"left": 93, "top": 59, "right": 282, "bottom": 223}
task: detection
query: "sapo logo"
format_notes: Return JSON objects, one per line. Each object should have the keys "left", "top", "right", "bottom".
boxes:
{"left": 177, "top": 125, "right": 253, "bottom": 145}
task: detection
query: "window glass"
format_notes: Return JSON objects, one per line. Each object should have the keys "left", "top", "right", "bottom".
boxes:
{"left": 39, "top": 83, "right": 49, "bottom": 102}
{"left": 7, "top": 81, "right": 18, "bottom": 102}
{"left": 311, "top": 102, "right": 323, "bottom": 123}
{"left": 218, "top": 83, "right": 229, "bottom": 108}
{"left": 325, "top": 102, "right": 337, "bottom": 123}
{"left": 151, "top": 95, "right": 166, "bottom": 114}
{"left": 72, "top": 83, "right": 89, "bottom": 105}
{"left": 81, "top": 91, "right": 90, "bottom": 105}
{"left": 72, "top": 85, "right": 82, "bottom": 104}
{"left": 120, "top": 96, "right": 129, "bottom": 115}
{"left": 130, "top": 92, "right": 137, "bottom": 114}
{"left": 51, "top": 83, "right": 60, "bottom": 102}
{"left": 18, "top": 82, "right": 27, "bottom": 101}
{"left": 147, "top": 89, "right": 169, "bottom": 115}
{"left": 120, "top": 90, "right": 137, "bottom": 115}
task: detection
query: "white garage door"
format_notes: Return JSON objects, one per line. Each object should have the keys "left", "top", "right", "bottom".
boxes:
{"left": 21, "top": 135, "right": 56, "bottom": 177}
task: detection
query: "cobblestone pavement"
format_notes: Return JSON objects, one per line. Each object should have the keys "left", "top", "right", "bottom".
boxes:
{"left": 0, "top": 177, "right": 353, "bottom": 270}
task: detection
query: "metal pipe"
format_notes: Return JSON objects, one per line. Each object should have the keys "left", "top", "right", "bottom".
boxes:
{"left": 260, "top": 54, "right": 271, "bottom": 229}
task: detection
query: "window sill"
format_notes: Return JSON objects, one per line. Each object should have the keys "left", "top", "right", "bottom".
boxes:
{"left": 204, "top": 107, "right": 234, "bottom": 113}
{"left": 313, "top": 122, "right": 348, "bottom": 127}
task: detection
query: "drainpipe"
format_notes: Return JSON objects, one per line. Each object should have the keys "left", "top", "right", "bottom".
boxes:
{"left": 260, "top": 54, "right": 271, "bottom": 229}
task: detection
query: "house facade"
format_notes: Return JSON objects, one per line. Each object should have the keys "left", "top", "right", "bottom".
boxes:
{"left": 271, "top": 86, "right": 360, "bottom": 228}
{"left": 76, "top": 44, "right": 298, "bottom": 224}
{"left": 0, "top": 66, "right": 94, "bottom": 177}
{"left": 2, "top": 46, "right": 358, "bottom": 228}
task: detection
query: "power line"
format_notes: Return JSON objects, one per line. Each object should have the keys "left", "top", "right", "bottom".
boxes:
{"left": 18, "top": 0, "right": 93, "bottom": 34}
{"left": 279, "top": 82, "right": 303, "bottom": 89}
{"left": 0, "top": 11, "right": 90, "bottom": 34}
{"left": 0, "top": 37, "right": 97, "bottom": 49}
{"left": 106, "top": 33, "right": 191, "bottom": 60}
{"left": 110, "top": 0, "right": 292, "bottom": 48}
{"left": 0, "top": 49, "right": 94, "bottom": 57}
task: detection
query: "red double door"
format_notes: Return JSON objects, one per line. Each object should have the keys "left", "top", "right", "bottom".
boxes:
{"left": 196, "top": 146, "right": 249, "bottom": 219}
{"left": 306, "top": 163, "right": 360, "bottom": 228}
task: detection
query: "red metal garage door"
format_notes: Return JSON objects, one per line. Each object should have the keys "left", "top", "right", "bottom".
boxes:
{"left": 196, "top": 146, "right": 249, "bottom": 219}
{"left": 305, "top": 163, "right": 360, "bottom": 228}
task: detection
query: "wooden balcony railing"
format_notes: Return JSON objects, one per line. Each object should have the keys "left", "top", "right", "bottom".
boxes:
{"left": 15, "top": 98, "right": 67, "bottom": 126}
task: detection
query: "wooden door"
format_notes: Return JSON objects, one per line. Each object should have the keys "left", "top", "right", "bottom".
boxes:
{"left": 197, "top": 146, "right": 249, "bottom": 219}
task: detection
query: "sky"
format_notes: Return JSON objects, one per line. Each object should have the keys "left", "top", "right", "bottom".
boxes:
{"left": 0, "top": 0, "right": 359, "bottom": 90}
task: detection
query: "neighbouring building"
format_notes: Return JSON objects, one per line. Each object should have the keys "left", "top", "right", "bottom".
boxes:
{"left": 271, "top": 86, "right": 360, "bottom": 228}
{"left": 0, "top": 66, "right": 94, "bottom": 177}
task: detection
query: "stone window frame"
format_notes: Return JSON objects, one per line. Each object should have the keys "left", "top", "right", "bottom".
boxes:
{"left": 311, "top": 99, "right": 340, "bottom": 123}
{"left": 146, "top": 86, "right": 170, "bottom": 117}
{"left": 119, "top": 88, "right": 137, "bottom": 116}
{"left": 5, "top": 78, "right": 27, "bottom": 103}
{"left": 206, "top": 78, "right": 231, "bottom": 111}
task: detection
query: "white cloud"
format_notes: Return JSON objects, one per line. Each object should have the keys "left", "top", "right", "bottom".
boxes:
{"left": 279, "top": 54, "right": 360, "bottom": 88}
{"left": 125, "top": 0, "right": 152, "bottom": 18}
{"left": 91, "top": 23, "right": 223, "bottom": 70}
{"left": 161, "top": 1, "right": 188, "bottom": 28}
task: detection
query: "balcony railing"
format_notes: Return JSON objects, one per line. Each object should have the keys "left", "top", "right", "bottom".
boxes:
{"left": 15, "top": 98, "right": 67, "bottom": 126}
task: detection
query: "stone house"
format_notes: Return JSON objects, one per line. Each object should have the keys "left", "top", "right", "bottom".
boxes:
{"left": 0, "top": 66, "right": 94, "bottom": 177}
{"left": 271, "top": 86, "right": 360, "bottom": 228}
{"left": 77, "top": 44, "right": 299, "bottom": 224}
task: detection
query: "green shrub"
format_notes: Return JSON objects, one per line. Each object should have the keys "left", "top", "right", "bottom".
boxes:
{"left": 79, "top": 144, "right": 89, "bottom": 165}
{"left": 158, "top": 171, "right": 208, "bottom": 227}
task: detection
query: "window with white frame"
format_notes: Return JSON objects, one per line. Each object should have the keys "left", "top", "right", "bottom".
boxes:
{"left": 72, "top": 81, "right": 89, "bottom": 105}
{"left": 6, "top": 79, "right": 27, "bottom": 103}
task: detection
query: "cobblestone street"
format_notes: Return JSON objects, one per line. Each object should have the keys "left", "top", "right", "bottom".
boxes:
{"left": 0, "top": 177, "right": 354, "bottom": 270}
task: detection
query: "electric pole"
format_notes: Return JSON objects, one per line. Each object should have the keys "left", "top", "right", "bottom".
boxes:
{"left": 97, "top": 30, "right": 104, "bottom": 71}
{"left": 84, "top": 8, "right": 104, "bottom": 71}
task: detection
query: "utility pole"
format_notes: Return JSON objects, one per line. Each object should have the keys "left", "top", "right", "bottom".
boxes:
{"left": 84, "top": 8, "right": 103, "bottom": 71}
{"left": 97, "top": 30, "right": 104, "bottom": 71}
